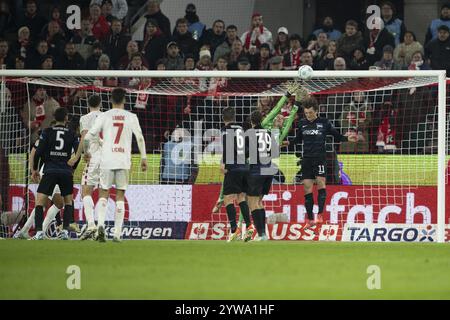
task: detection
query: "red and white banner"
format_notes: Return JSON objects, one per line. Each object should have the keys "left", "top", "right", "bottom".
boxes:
{"left": 192, "top": 185, "right": 450, "bottom": 224}
{"left": 185, "top": 222, "right": 342, "bottom": 241}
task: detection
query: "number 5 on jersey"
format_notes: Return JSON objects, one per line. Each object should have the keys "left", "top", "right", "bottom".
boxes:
{"left": 113, "top": 122, "right": 124, "bottom": 144}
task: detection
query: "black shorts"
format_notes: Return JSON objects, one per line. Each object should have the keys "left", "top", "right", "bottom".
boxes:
{"left": 301, "top": 157, "right": 327, "bottom": 180}
{"left": 246, "top": 174, "right": 273, "bottom": 197}
{"left": 223, "top": 170, "right": 247, "bottom": 195}
{"left": 37, "top": 173, "right": 73, "bottom": 197}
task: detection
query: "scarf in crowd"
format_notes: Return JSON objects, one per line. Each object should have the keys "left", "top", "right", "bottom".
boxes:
{"left": 33, "top": 96, "right": 45, "bottom": 124}
{"left": 289, "top": 48, "right": 301, "bottom": 68}
{"left": 244, "top": 19, "right": 264, "bottom": 50}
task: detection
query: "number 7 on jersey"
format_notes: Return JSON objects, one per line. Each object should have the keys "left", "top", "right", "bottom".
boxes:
{"left": 113, "top": 122, "right": 124, "bottom": 144}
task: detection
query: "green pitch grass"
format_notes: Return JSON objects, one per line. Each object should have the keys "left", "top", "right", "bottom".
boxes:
{"left": 0, "top": 240, "right": 449, "bottom": 300}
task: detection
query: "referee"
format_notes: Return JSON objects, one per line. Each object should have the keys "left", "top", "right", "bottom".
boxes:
{"left": 294, "top": 97, "right": 358, "bottom": 228}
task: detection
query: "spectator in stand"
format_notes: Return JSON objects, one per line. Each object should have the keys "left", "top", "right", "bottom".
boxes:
{"left": 339, "top": 91, "right": 371, "bottom": 153}
{"left": 199, "top": 19, "right": 226, "bottom": 57}
{"left": 0, "top": 1, "right": 15, "bottom": 38}
{"left": 172, "top": 18, "right": 199, "bottom": 58}
{"left": 15, "top": 56, "right": 25, "bottom": 69}
{"left": 86, "top": 41, "right": 104, "bottom": 69}
{"left": 315, "top": 40, "right": 336, "bottom": 70}
{"left": 425, "top": 2, "right": 450, "bottom": 45}
{"left": 184, "top": 54, "right": 195, "bottom": 70}
{"left": 156, "top": 58, "right": 166, "bottom": 70}
{"left": 215, "top": 56, "right": 228, "bottom": 70}
{"left": 307, "top": 32, "right": 328, "bottom": 64}
{"left": 164, "top": 41, "right": 184, "bottom": 70}
{"left": 40, "top": 54, "right": 54, "bottom": 70}
{"left": 90, "top": 3, "right": 110, "bottom": 41}
{"left": 283, "top": 34, "right": 303, "bottom": 70}
{"left": 249, "top": 42, "right": 272, "bottom": 70}
{"left": 337, "top": 20, "right": 363, "bottom": 64}
{"left": 132, "top": 0, "right": 171, "bottom": 41}
{"left": 333, "top": 57, "right": 346, "bottom": 70}
{"left": 311, "top": 16, "right": 342, "bottom": 41}
{"left": 393, "top": 31, "right": 424, "bottom": 68}
{"left": 41, "top": 6, "right": 70, "bottom": 40}
{"left": 12, "top": 26, "right": 32, "bottom": 59}
{"left": 274, "top": 27, "right": 290, "bottom": 56}
{"left": 213, "top": 25, "right": 238, "bottom": 64}
{"left": 71, "top": 18, "right": 98, "bottom": 61}
{"left": 269, "top": 55, "right": 284, "bottom": 70}
{"left": 349, "top": 47, "right": 370, "bottom": 70}
{"left": 196, "top": 49, "right": 213, "bottom": 70}
{"left": 184, "top": 3, "right": 206, "bottom": 41}
{"left": 41, "top": 20, "right": 66, "bottom": 59}
{"left": 124, "top": 52, "right": 148, "bottom": 88}
{"left": 424, "top": 24, "right": 450, "bottom": 75}
{"left": 363, "top": 19, "right": 395, "bottom": 65}
{"left": 58, "top": 42, "right": 85, "bottom": 70}
{"left": 20, "top": 0, "right": 47, "bottom": 38}
{"left": 27, "top": 39, "right": 48, "bottom": 69}
{"left": 380, "top": 1, "right": 406, "bottom": 46}
{"left": 241, "top": 13, "right": 273, "bottom": 53}
{"left": 117, "top": 40, "right": 149, "bottom": 70}
{"left": 300, "top": 50, "right": 314, "bottom": 67}
{"left": 21, "top": 87, "right": 60, "bottom": 145}
{"left": 0, "top": 38, "right": 14, "bottom": 68}
{"left": 98, "top": 53, "right": 111, "bottom": 70}
{"left": 102, "top": 18, "right": 130, "bottom": 68}
{"left": 374, "top": 45, "right": 401, "bottom": 70}
{"left": 140, "top": 19, "right": 166, "bottom": 70}
{"left": 407, "top": 51, "right": 431, "bottom": 70}
{"left": 227, "top": 39, "right": 246, "bottom": 70}
{"left": 237, "top": 56, "right": 251, "bottom": 71}
{"left": 376, "top": 101, "right": 398, "bottom": 153}
{"left": 91, "top": 0, "right": 128, "bottom": 21}
{"left": 100, "top": 0, "right": 114, "bottom": 24}
{"left": 93, "top": 54, "right": 115, "bottom": 86}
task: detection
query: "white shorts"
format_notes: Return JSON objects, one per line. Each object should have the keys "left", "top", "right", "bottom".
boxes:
{"left": 100, "top": 169, "right": 129, "bottom": 190}
{"left": 81, "top": 160, "right": 101, "bottom": 187}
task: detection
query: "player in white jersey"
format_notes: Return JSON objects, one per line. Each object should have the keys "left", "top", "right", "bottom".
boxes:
{"left": 69, "top": 95, "right": 103, "bottom": 240}
{"left": 15, "top": 133, "right": 63, "bottom": 239}
{"left": 84, "top": 88, "right": 147, "bottom": 242}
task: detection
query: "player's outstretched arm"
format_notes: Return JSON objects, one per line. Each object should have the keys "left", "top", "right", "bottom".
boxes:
{"left": 261, "top": 81, "right": 300, "bottom": 129}
{"left": 84, "top": 115, "right": 104, "bottom": 161}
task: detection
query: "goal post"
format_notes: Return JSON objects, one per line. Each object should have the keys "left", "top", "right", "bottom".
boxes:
{"left": 0, "top": 69, "right": 447, "bottom": 242}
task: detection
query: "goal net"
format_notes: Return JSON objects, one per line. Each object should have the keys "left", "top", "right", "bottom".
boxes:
{"left": 0, "top": 70, "right": 448, "bottom": 242}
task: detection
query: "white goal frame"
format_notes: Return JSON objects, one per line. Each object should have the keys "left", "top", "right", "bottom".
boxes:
{"left": 0, "top": 69, "right": 447, "bottom": 243}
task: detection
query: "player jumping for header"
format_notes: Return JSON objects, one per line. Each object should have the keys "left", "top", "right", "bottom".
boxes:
{"left": 294, "top": 96, "right": 358, "bottom": 229}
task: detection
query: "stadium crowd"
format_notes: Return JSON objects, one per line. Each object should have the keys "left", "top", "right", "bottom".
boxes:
{"left": 0, "top": 0, "right": 448, "bottom": 155}
{"left": 0, "top": 0, "right": 448, "bottom": 73}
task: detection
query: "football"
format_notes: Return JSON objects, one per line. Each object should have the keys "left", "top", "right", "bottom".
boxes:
{"left": 298, "top": 65, "right": 314, "bottom": 80}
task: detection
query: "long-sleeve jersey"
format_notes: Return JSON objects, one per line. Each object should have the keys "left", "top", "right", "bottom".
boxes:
{"left": 34, "top": 125, "right": 79, "bottom": 175}
{"left": 261, "top": 94, "right": 298, "bottom": 143}
{"left": 294, "top": 117, "right": 348, "bottom": 158}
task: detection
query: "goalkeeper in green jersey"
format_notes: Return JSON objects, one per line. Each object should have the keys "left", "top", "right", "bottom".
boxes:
{"left": 214, "top": 81, "right": 310, "bottom": 240}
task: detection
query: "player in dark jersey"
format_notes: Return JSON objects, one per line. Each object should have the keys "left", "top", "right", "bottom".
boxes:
{"left": 295, "top": 97, "right": 357, "bottom": 229}
{"left": 221, "top": 107, "right": 252, "bottom": 242}
{"left": 31, "top": 107, "right": 79, "bottom": 240}
{"left": 245, "top": 110, "right": 279, "bottom": 241}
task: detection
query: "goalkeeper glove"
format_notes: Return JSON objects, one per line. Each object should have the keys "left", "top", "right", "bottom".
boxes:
{"left": 286, "top": 80, "right": 301, "bottom": 97}
{"left": 295, "top": 86, "right": 310, "bottom": 103}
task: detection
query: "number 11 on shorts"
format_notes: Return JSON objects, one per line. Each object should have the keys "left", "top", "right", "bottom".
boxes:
{"left": 318, "top": 165, "right": 325, "bottom": 175}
